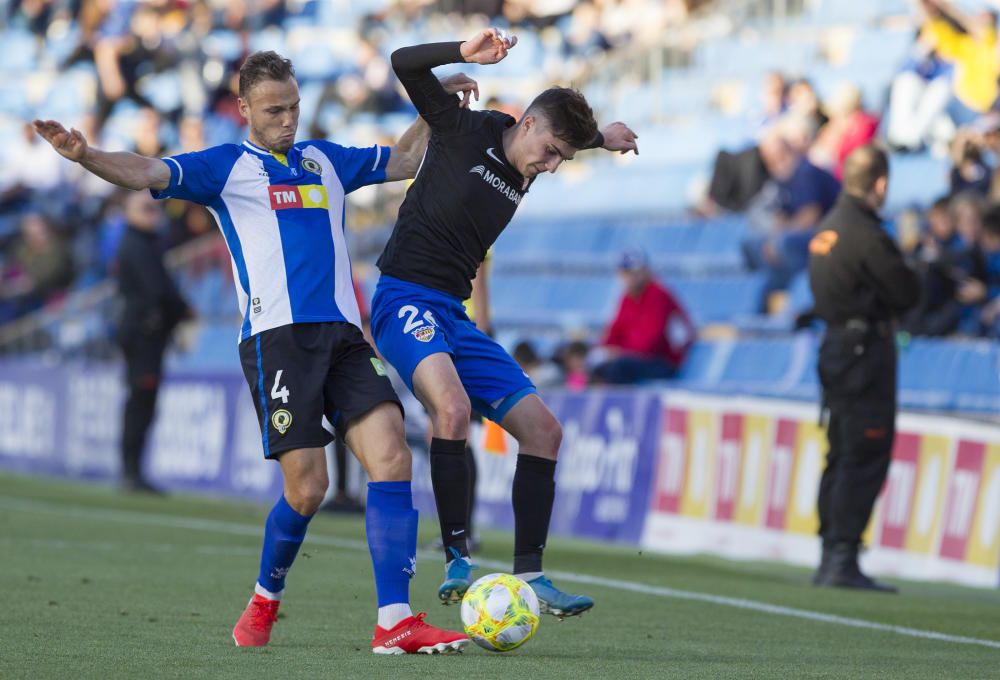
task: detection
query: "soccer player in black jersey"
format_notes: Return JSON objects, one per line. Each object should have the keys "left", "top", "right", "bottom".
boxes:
{"left": 369, "top": 28, "right": 638, "bottom": 617}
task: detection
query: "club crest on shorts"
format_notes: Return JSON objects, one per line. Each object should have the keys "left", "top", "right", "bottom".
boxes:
{"left": 271, "top": 409, "right": 293, "bottom": 435}
{"left": 412, "top": 325, "right": 435, "bottom": 343}
{"left": 370, "top": 357, "right": 387, "bottom": 376}
{"left": 301, "top": 157, "right": 322, "bottom": 175}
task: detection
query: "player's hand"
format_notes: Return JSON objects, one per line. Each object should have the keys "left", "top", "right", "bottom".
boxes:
{"left": 460, "top": 28, "right": 517, "bottom": 65}
{"left": 33, "top": 119, "right": 89, "bottom": 162}
{"left": 601, "top": 122, "right": 639, "bottom": 155}
{"left": 440, "top": 72, "right": 479, "bottom": 108}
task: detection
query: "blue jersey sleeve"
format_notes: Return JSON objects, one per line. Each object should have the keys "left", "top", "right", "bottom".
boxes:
{"left": 150, "top": 146, "right": 233, "bottom": 205}
{"left": 312, "top": 141, "right": 390, "bottom": 194}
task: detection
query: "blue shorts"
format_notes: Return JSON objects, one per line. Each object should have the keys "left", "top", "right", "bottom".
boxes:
{"left": 371, "top": 275, "right": 536, "bottom": 423}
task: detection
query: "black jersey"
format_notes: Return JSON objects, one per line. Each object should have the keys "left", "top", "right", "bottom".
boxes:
{"left": 376, "top": 42, "right": 532, "bottom": 299}
{"left": 808, "top": 194, "right": 919, "bottom": 325}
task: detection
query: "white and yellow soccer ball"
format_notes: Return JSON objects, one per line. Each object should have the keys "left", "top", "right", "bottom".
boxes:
{"left": 460, "top": 573, "right": 540, "bottom": 652}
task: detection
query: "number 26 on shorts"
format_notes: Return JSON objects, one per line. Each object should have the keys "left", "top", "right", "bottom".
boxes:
{"left": 398, "top": 305, "right": 437, "bottom": 334}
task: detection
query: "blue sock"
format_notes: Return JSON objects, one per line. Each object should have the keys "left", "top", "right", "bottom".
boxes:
{"left": 366, "top": 481, "right": 418, "bottom": 607}
{"left": 257, "top": 495, "right": 313, "bottom": 595}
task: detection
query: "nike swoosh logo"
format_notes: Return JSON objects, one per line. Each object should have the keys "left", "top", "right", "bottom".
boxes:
{"left": 451, "top": 529, "right": 465, "bottom": 536}
{"left": 485, "top": 147, "right": 505, "bottom": 165}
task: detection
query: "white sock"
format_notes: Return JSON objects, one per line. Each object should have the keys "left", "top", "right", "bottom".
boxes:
{"left": 515, "top": 571, "right": 543, "bottom": 583}
{"left": 378, "top": 603, "right": 413, "bottom": 629}
{"left": 254, "top": 583, "right": 282, "bottom": 601}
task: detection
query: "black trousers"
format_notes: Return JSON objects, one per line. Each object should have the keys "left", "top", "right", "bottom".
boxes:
{"left": 120, "top": 333, "right": 169, "bottom": 482}
{"left": 817, "top": 400, "right": 895, "bottom": 546}
{"left": 816, "top": 328, "right": 897, "bottom": 546}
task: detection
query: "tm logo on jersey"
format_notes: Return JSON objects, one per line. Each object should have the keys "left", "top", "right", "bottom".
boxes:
{"left": 469, "top": 165, "right": 522, "bottom": 205}
{"left": 268, "top": 184, "right": 329, "bottom": 211}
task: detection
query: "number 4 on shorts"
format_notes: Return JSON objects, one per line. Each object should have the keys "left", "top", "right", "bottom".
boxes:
{"left": 271, "top": 370, "right": 290, "bottom": 404}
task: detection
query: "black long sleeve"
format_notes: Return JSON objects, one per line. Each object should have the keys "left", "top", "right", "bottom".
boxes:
{"left": 116, "top": 228, "right": 189, "bottom": 338}
{"left": 390, "top": 42, "right": 466, "bottom": 130}
{"left": 863, "top": 231, "right": 921, "bottom": 313}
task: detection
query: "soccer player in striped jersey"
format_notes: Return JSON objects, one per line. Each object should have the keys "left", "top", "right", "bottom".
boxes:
{"left": 370, "top": 28, "right": 638, "bottom": 617}
{"left": 33, "top": 50, "right": 480, "bottom": 655}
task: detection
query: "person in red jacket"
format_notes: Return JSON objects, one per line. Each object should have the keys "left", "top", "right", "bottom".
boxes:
{"left": 593, "top": 249, "right": 696, "bottom": 384}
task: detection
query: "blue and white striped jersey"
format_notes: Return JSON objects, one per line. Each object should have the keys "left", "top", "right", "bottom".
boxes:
{"left": 152, "top": 139, "right": 389, "bottom": 341}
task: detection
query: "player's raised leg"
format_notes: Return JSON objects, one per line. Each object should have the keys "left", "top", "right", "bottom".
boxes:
{"left": 412, "top": 352, "right": 479, "bottom": 603}
{"left": 233, "top": 447, "right": 327, "bottom": 646}
{"left": 344, "top": 401, "right": 468, "bottom": 654}
{"left": 501, "top": 395, "right": 594, "bottom": 618}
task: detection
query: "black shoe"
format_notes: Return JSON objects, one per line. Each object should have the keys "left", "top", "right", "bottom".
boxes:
{"left": 815, "top": 542, "right": 897, "bottom": 593}
{"left": 122, "top": 477, "right": 165, "bottom": 496}
{"left": 811, "top": 544, "right": 832, "bottom": 586}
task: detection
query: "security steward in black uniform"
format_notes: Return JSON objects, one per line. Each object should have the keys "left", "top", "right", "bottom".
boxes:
{"left": 114, "top": 190, "right": 192, "bottom": 494}
{"left": 808, "top": 145, "right": 919, "bottom": 592}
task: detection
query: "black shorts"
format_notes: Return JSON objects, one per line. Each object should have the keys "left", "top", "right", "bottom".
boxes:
{"left": 239, "top": 321, "right": 402, "bottom": 459}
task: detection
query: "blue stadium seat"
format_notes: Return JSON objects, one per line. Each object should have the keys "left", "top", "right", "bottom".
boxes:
{"left": 887, "top": 153, "right": 950, "bottom": 211}
{"left": 0, "top": 29, "right": 39, "bottom": 74}
{"left": 665, "top": 273, "right": 767, "bottom": 326}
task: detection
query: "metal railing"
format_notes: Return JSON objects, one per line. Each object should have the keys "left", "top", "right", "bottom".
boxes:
{"left": 0, "top": 231, "right": 228, "bottom": 359}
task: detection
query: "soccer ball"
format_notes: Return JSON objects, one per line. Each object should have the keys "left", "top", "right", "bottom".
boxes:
{"left": 460, "top": 573, "right": 540, "bottom": 652}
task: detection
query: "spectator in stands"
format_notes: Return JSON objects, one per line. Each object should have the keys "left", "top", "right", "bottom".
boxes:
{"left": 564, "top": 2, "right": 613, "bottom": 59}
{"left": 811, "top": 83, "right": 880, "bottom": 180}
{"left": 787, "top": 78, "right": 828, "bottom": 132}
{"left": 699, "top": 113, "right": 817, "bottom": 216}
{"left": 949, "top": 124, "right": 993, "bottom": 196}
{"left": 114, "top": 191, "right": 191, "bottom": 494}
{"left": 948, "top": 191, "right": 994, "bottom": 332}
{"left": 132, "top": 107, "right": 168, "bottom": 159}
{"left": 753, "top": 71, "right": 788, "bottom": 138}
{"left": 886, "top": 33, "right": 952, "bottom": 153}
{"left": 927, "top": 195, "right": 963, "bottom": 253}
{"left": 92, "top": 2, "right": 164, "bottom": 128}
{"left": 743, "top": 118, "right": 841, "bottom": 312}
{"left": 946, "top": 113, "right": 1000, "bottom": 199}
{"left": 561, "top": 340, "right": 590, "bottom": 391}
{"left": 809, "top": 144, "right": 918, "bottom": 593}
{"left": 701, "top": 141, "right": 770, "bottom": 215}
{"left": 917, "top": 0, "right": 999, "bottom": 126}
{"left": 2, "top": 212, "right": 75, "bottom": 319}
{"left": 902, "top": 196, "right": 966, "bottom": 335}
{"left": 592, "top": 249, "right": 695, "bottom": 384}
{"left": 976, "top": 205, "right": 1000, "bottom": 335}
{"left": 512, "top": 340, "right": 563, "bottom": 390}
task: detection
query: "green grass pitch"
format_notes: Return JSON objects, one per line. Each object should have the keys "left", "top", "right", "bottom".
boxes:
{"left": 2, "top": 472, "right": 998, "bottom": 679}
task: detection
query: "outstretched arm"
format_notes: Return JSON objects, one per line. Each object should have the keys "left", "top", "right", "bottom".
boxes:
{"left": 385, "top": 73, "right": 480, "bottom": 181}
{"left": 33, "top": 119, "right": 170, "bottom": 191}
{"left": 390, "top": 28, "right": 515, "bottom": 128}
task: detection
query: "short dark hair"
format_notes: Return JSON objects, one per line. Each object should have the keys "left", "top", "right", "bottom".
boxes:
{"left": 842, "top": 144, "right": 889, "bottom": 197}
{"left": 524, "top": 87, "right": 598, "bottom": 149}
{"left": 512, "top": 341, "right": 539, "bottom": 367}
{"left": 239, "top": 51, "right": 295, "bottom": 98}
{"left": 930, "top": 195, "right": 950, "bottom": 213}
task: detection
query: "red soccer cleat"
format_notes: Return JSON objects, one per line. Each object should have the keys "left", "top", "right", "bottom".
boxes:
{"left": 371, "top": 612, "right": 469, "bottom": 655}
{"left": 232, "top": 594, "right": 280, "bottom": 647}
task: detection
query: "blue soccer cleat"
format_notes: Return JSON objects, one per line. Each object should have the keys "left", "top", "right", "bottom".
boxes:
{"left": 525, "top": 575, "right": 594, "bottom": 618}
{"left": 438, "top": 547, "right": 477, "bottom": 604}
